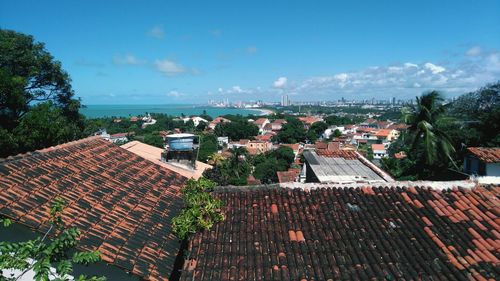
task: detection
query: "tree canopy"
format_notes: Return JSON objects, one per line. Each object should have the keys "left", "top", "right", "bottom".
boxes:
{"left": 0, "top": 29, "right": 84, "bottom": 157}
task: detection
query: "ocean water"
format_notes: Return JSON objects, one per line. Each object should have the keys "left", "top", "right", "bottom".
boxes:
{"left": 81, "top": 104, "right": 264, "bottom": 118}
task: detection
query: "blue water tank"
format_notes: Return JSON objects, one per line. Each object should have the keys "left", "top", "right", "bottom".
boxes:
{"left": 166, "top": 133, "right": 195, "bottom": 151}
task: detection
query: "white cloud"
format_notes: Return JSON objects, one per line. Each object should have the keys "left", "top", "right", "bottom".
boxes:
{"left": 404, "top": 62, "right": 418, "bottom": 68}
{"left": 167, "top": 90, "right": 184, "bottom": 98}
{"left": 155, "top": 59, "right": 186, "bottom": 76}
{"left": 148, "top": 25, "right": 165, "bottom": 39}
{"left": 273, "top": 77, "right": 287, "bottom": 88}
{"left": 113, "top": 54, "right": 147, "bottom": 65}
{"left": 246, "top": 46, "right": 257, "bottom": 54}
{"left": 290, "top": 52, "right": 499, "bottom": 100}
{"left": 466, "top": 46, "right": 481, "bottom": 57}
{"left": 231, "top": 86, "right": 243, "bottom": 93}
{"left": 424, "top": 62, "right": 446, "bottom": 74}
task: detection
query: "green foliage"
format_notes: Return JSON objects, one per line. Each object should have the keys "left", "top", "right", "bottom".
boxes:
{"left": 251, "top": 146, "right": 294, "bottom": 184}
{"left": 171, "top": 178, "right": 224, "bottom": 240}
{"left": 202, "top": 147, "right": 251, "bottom": 186}
{"left": 0, "top": 198, "right": 105, "bottom": 281}
{"left": 143, "top": 133, "right": 164, "bottom": 148}
{"left": 274, "top": 118, "right": 306, "bottom": 144}
{"left": 0, "top": 30, "right": 84, "bottom": 158}
{"left": 402, "top": 91, "right": 458, "bottom": 179}
{"left": 214, "top": 119, "right": 259, "bottom": 141}
{"left": 198, "top": 134, "right": 218, "bottom": 162}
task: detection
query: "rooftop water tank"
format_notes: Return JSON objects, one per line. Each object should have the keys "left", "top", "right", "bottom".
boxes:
{"left": 166, "top": 133, "right": 195, "bottom": 151}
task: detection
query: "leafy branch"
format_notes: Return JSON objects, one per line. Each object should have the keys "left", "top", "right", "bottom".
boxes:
{"left": 171, "top": 178, "right": 224, "bottom": 240}
{"left": 0, "top": 197, "right": 106, "bottom": 281}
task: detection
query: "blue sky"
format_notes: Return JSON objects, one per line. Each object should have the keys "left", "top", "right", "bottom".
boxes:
{"left": 1, "top": 0, "right": 499, "bottom": 104}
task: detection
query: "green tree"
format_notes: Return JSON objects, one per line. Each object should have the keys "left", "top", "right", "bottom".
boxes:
{"left": 0, "top": 198, "right": 105, "bottom": 281}
{"left": 197, "top": 134, "right": 218, "bottom": 162}
{"left": 0, "top": 30, "right": 84, "bottom": 157}
{"left": 144, "top": 134, "right": 164, "bottom": 148}
{"left": 253, "top": 158, "right": 282, "bottom": 184}
{"left": 214, "top": 120, "right": 259, "bottom": 141}
{"left": 274, "top": 118, "right": 306, "bottom": 144}
{"left": 404, "top": 91, "right": 457, "bottom": 178}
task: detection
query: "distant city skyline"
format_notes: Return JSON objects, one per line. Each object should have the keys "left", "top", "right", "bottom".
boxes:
{"left": 1, "top": 0, "right": 499, "bottom": 104}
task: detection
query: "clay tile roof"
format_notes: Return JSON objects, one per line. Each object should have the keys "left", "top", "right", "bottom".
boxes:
{"left": 315, "top": 141, "right": 328, "bottom": 150}
{"left": 273, "top": 119, "right": 287, "bottom": 124}
{"left": 375, "top": 129, "right": 392, "bottom": 137}
{"left": 255, "top": 134, "right": 273, "bottom": 141}
{"left": 254, "top": 118, "right": 269, "bottom": 125}
{"left": 0, "top": 137, "right": 187, "bottom": 280}
{"left": 371, "top": 144, "right": 386, "bottom": 151}
{"left": 315, "top": 149, "right": 359, "bottom": 159}
{"left": 180, "top": 184, "right": 500, "bottom": 280}
{"left": 277, "top": 169, "right": 300, "bottom": 183}
{"left": 467, "top": 147, "right": 500, "bottom": 163}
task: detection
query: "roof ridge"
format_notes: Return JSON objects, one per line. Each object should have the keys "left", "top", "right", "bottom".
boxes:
{"left": 0, "top": 136, "right": 103, "bottom": 163}
{"left": 213, "top": 180, "right": 489, "bottom": 192}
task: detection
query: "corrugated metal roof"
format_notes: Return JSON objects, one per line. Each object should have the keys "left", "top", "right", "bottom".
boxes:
{"left": 304, "top": 150, "right": 386, "bottom": 183}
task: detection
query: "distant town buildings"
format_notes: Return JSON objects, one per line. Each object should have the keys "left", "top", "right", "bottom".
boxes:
{"left": 280, "top": 94, "right": 291, "bottom": 106}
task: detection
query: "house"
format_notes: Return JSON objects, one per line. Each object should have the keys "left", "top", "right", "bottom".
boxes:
{"left": 121, "top": 140, "right": 212, "bottom": 179}
{"left": 208, "top": 116, "right": 231, "bottom": 130}
{"left": 141, "top": 113, "right": 157, "bottom": 128}
{"left": 130, "top": 116, "right": 138, "bottom": 122}
{"left": 302, "top": 149, "right": 393, "bottom": 183}
{"left": 254, "top": 133, "right": 274, "bottom": 142}
{"left": 375, "top": 129, "right": 399, "bottom": 142}
{"left": 464, "top": 147, "right": 500, "bottom": 177}
{"left": 253, "top": 118, "right": 270, "bottom": 134}
{"left": 298, "top": 116, "right": 323, "bottom": 129}
{"left": 109, "top": 132, "right": 135, "bottom": 143}
{"left": 270, "top": 119, "right": 287, "bottom": 131}
{"left": 181, "top": 116, "right": 208, "bottom": 127}
{"left": 371, "top": 143, "right": 388, "bottom": 159}
{"left": 323, "top": 126, "right": 344, "bottom": 139}
{"left": 179, "top": 183, "right": 499, "bottom": 280}
{"left": 217, "top": 136, "right": 229, "bottom": 147}
{"left": 352, "top": 132, "right": 379, "bottom": 145}
{"left": 246, "top": 140, "right": 273, "bottom": 155}
{"left": 0, "top": 136, "right": 187, "bottom": 281}
{"left": 344, "top": 124, "right": 358, "bottom": 134}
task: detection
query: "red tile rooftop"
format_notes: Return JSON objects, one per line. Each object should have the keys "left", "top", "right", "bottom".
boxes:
{"left": 180, "top": 184, "right": 499, "bottom": 280}
{"left": 277, "top": 169, "right": 300, "bottom": 183}
{"left": 467, "top": 147, "right": 500, "bottom": 163}
{"left": 315, "top": 149, "right": 359, "bottom": 159}
{"left": 0, "top": 136, "right": 187, "bottom": 281}
{"left": 371, "top": 144, "right": 386, "bottom": 151}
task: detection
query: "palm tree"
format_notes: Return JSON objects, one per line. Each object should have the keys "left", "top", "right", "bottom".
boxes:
{"left": 405, "top": 91, "right": 457, "bottom": 171}
{"left": 207, "top": 153, "right": 226, "bottom": 166}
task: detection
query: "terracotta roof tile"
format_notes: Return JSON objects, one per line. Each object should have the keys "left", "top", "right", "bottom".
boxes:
{"left": 180, "top": 184, "right": 500, "bottom": 280}
{"left": 467, "top": 147, "right": 500, "bottom": 163}
{"left": 277, "top": 169, "right": 300, "bottom": 183}
{"left": 371, "top": 144, "right": 385, "bottom": 151}
{"left": 0, "top": 137, "right": 187, "bottom": 280}
{"left": 315, "top": 149, "right": 359, "bottom": 159}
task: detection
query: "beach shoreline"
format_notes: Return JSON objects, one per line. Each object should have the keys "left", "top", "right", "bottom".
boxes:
{"left": 248, "top": 108, "right": 275, "bottom": 116}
